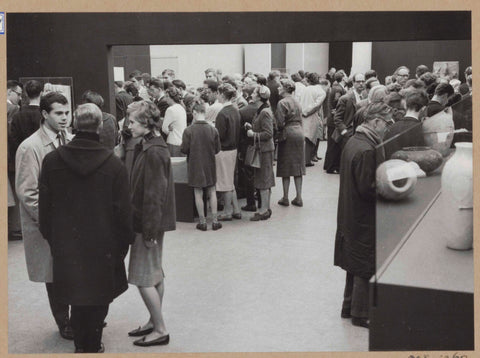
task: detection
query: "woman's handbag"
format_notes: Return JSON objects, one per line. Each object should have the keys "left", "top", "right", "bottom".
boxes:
{"left": 245, "top": 133, "right": 261, "bottom": 168}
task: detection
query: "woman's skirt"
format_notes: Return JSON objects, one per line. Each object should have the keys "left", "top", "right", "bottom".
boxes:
{"left": 254, "top": 150, "right": 275, "bottom": 190}
{"left": 276, "top": 125, "right": 306, "bottom": 177}
{"left": 128, "top": 233, "right": 165, "bottom": 287}
{"left": 215, "top": 149, "right": 237, "bottom": 192}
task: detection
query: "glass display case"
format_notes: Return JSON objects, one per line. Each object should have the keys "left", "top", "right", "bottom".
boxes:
{"left": 370, "top": 97, "right": 473, "bottom": 351}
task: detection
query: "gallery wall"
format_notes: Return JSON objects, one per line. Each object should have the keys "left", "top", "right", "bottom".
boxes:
{"left": 7, "top": 12, "right": 471, "bottom": 114}
{"left": 372, "top": 40, "right": 472, "bottom": 82}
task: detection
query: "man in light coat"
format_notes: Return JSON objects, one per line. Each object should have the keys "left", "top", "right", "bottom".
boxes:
{"left": 15, "top": 92, "right": 74, "bottom": 340}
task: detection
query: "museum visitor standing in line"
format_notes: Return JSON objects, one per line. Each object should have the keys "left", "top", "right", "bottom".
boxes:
{"left": 181, "top": 99, "right": 222, "bottom": 231}
{"left": 162, "top": 86, "right": 187, "bottom": 157}
{"left": 127, "top": 100, "right": 176, "bottom": 347}
{"left": 275, "top": 79, "right": 306, "bottom": 207}
{"left": 334, "top": 102, "right": 393, "bottom": 329}
{"left": 215, "top": 83, "right": 242, "bottom": 221}
{"left": 246, "top": 85, "right": 275, "bottom": 221}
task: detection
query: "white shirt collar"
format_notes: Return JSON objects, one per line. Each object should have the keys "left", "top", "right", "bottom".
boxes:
{"left": 42, "top": 123, "right": 60, "bottom": 141}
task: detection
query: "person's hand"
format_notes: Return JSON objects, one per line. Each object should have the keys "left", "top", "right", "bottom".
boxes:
{"left": 244, "top": 122, "right": 252, "bottom": 130}
{"left": 247, "top": 129, "right": 254, "bottom": 138}
{"left": 168, "top": 123, "right": 174, "bottom": 131}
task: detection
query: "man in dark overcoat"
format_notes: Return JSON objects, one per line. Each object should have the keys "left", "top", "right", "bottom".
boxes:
{"left": 334, "top": 102, "right": 392, "bottom": 329}
{"left": 39, "top": 103, "right": 135, "bottom": 353}
{"left": 324, "top": 70, "right": 347, "bottom": 173}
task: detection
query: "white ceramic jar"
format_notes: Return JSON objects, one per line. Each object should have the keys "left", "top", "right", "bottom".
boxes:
{"left": 440, "top": 142, "right": 473, "bottom": 250}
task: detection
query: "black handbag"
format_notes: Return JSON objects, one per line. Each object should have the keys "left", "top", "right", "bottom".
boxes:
{"left": 245, "top": 133, "right": 261, "bottom": 168}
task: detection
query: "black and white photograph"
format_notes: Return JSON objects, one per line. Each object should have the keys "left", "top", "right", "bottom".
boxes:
{"left": 4, "top": 7, "right": 475, "bottom": 356}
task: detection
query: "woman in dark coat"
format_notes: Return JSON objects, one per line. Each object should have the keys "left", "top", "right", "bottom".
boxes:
{"left": 246, "top": 85, "right": 275, "bottom": 221}
{"left": 334, "top": 102, "right": 391, "bottom": 328}
{"left": 275, "top": 79, "right": 306, "bottom": 207}
{"left": 181, "top": 99, "right": 222, "bottom": 231}
{"left": 126, "top": 100, "right": 176, "bottom": 346}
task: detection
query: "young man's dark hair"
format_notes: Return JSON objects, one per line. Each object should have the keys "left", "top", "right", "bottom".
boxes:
{"left": 256, "top": 75, "right": 267, "bottom": 86}
{"left": 404, "top": 79, "right": 425, "bottom": 89}
{"left": 124, "top": 82, "right": 139, "bottom": 98}
{"left": 405, "top": 90, "right": 429, "bottom": 111}
{"left": 172, "top": 79, "right": 186, "bottom": 91}
{"left": 81, "top": 90, "right": 105, "bottom": 109}
{"left": 419, "top": 72, "right": 437, "bottom": 87}
{"left": 40, "top": 92, "right": 68, "bottom": 119}
{"left": 24, "top": 80, "right": 43, "bottom": 99}
{"left": 434, "top": 83, "right": 454, "bottom": 97}
{"left": 203, "top": 79, "right": 219, "bottom": 93}
{"left": 7, "top": 80, "right": 22, "bottom": 90}
{"left": 128, "top": 70, "right": 142, "bottom": 80}
{"left": 307, "top": 72, "right": 320, "bottom": 85}
{"left": 364, "top": 69, "right": 377, "bottom": 80}
{"left": 218, "top": 83, "right": 236, "bottom": 101}
{"left": 415, "top": 65, "right": 429, "bottom": 78}
{"left": 291, "top": 73, "right": 302, "bottom": 83}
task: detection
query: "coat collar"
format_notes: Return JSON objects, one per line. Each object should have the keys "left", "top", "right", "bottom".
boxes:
{"left": 38, "top": 125, "right": 73, "bottom": 147}
{"left": 141, "top": 135, "right": 167, "bottom": 151}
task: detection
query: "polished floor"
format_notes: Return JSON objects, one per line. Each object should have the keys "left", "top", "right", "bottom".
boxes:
{"left": 8, "top": 142, "right": 368, "bottom": 354}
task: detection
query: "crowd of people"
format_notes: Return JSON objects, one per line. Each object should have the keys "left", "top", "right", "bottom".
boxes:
{"left": 6, "top": 61, "right": 472, "bottom": 352}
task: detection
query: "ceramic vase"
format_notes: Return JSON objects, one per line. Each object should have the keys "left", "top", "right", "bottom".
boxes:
{"left": 440, "top": 142, "right": 473, "bottom": 250}
{"left": 376, "top": 159, "right": 418, "bottom": 201}
{"left": 422, "top": 107, "right": 455, "bottom": 157}
{"left": 391, "top": 146, "right": 443, "bottom": 174}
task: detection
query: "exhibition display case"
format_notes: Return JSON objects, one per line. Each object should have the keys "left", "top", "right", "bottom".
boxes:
{"left": 370, "top": 98, "right": 474, "bottom": 351}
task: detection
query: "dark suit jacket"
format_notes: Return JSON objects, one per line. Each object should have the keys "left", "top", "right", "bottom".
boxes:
{"left": 115, "top": 91, "right": 133, "bottom": 122}
{"left": 9, "top": 105, "right": 42, "bottom": 156}
{"left": 327, "top": 83, "right": 346, "bottom": 127}
{"left": 426, "top": 100, "right": 444, "bottom": 117}
{"left": 332, "top": 91, "right": 357, "bottom": 142}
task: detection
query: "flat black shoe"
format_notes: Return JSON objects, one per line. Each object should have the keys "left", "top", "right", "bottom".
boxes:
{"left": 352, "top": 317, "right": 369, "bottom": 328}
{"left": 212, "top": 222, "right": 222, "bottom": 231}
{"left": 241, "top": 204, "right": 257, "bottom": 212}
{"left": 133, "top": 334, "right": 170, "bottom": 346}
{"left": 59, "top": 324, "right": 74, "bottom": 340}
{"left": 128, "top": 326, "right": 154, "bottom": 337}
{"left": 306, "top": 162, "right": 315, "bottom": 167}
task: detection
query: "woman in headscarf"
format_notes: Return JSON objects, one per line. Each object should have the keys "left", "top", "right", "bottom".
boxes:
{"left": 275, "top": 79, "right": 306, "bottom": 207}
{"left": 245, "top": 85, "right": 275, "bottom": 221}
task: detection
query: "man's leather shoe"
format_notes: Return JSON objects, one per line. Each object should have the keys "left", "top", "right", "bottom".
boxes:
{"left": 212, "top": 222, "right": 222, "bottom": 231}
{"left": 306, "top": 162, "right": 315, "bottom": 167}
{"left": 133, "top": 334, "right": 170, "bottom": 346}
{"left": 232, "top": 212, "right": 242, "bottom": 219}
{"left": 128, "top": 326, "right": 154, "bottom": 337}
{"left": 241, "top": 204, "right": 257, "bottom": 212}
{"left": 341, "top": 308, "right": 351, "bottom": 318}
{"left": 75, "top": 343, "right": 104, "bottom": 353}
{"left": 352, "top": 317, "right": 369, "bottom": 328}
{"left": 59, "top": 324, "right": 74, "bottom": 340}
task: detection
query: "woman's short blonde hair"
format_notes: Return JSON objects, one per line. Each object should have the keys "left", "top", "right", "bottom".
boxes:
{"left": 129, "top": 100, "right": 161, "bottom": 130}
